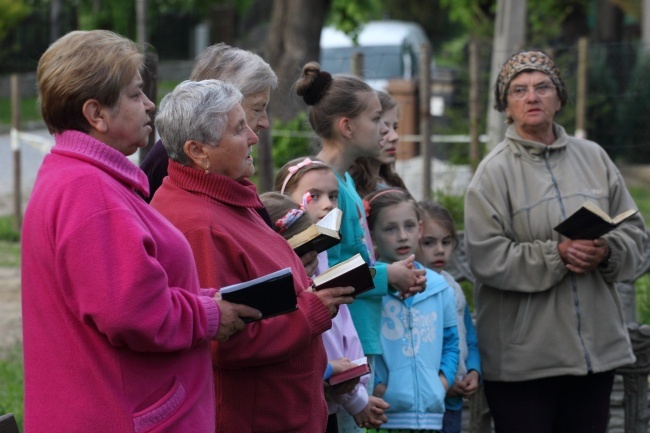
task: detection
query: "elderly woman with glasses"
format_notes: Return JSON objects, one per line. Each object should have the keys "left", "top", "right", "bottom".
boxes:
{"left": 150, "top": 79, "right": 355, "bottom": 433}
{"left": 463, "top": 50, "right": 646, "bottom": 433}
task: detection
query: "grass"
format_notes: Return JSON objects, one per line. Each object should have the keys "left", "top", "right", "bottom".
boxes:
{"left": 0, "top": 96, "right": 41, "bottom": 126}
{"left": 0, "top": 343, "right": 24, "bottom": 431}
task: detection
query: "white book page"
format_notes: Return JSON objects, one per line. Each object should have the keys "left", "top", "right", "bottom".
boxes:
{"left": 220, "top": 267, "right": 291, "bottom": 293}
{"left": 316, "top": 208, "right": 342, "bottom": 230}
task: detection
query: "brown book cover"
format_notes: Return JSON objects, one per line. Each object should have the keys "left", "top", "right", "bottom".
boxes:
{"left": 220, "top": 268, "right": 297, "bottom": 323}
{"left": 327, "top": 357, "right": 371, "bottom": 385}
{"left": 554, "top": 201, "right": 638, "bottom": 240}
{"left": 312, "top": 253, "right": 376, "bottom": 298}
{"left": 288, "top": 208, "right": 342, "bottom": 256}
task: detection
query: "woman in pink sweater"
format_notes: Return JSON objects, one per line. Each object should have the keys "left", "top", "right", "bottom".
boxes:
{"left": 151, "top": 79, "right": 355, "bottom": 433}
{"left": 21, "top": 30, "right": 260, "bottom": 433}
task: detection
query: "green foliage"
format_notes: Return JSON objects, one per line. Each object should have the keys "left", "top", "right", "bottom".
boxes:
{"left": 326, "top": 0, "right": 383, "bottom": 43}
{"left": 431, "top": 191, "right": 465, "bottom": 231}
{"left": 634, "top": 274, "right": 650, "bottom": 325}
{"left": 271, "top": 112, "right": 315, "bottom": 170}
{"left": 628, "top": 185, "right": 650, "bottom": 227}
{"left": 438, "top": 0, "right": 494, "bottom": 37}
{"left": 460, "top": 280, "right": 474, "bottom": 312}
{"left": 0, "top": 0, "right": 30, "bottom": 43}
{"left": 0, "top": 216, "right": 20, "bottom": 243}
{"left": 527, "top": 0, "right": 589, "bottom": 46}
{"left": 0, "top": 343, "right": 24, "bottom": 431}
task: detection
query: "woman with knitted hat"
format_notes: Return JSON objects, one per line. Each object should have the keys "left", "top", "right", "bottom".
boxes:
{"left": 464, "top": 50, "right": 646, "bottom": 433}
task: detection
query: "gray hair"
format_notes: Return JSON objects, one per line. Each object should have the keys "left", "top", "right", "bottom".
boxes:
{"left": 189, "top": 43, "right": 278, "bottom": 96}
{"left": 155, "top": 79, "right": 243, "bottom": 166}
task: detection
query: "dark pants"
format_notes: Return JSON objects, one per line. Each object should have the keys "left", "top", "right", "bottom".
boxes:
{"left": 483, "top": 371, "right": 614, "bottom": 433}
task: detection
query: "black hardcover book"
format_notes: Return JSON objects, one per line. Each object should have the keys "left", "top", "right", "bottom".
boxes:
{"left": 312, "top": 253, "right": 376, "bottom": 298}
{"left": 220, "top": 268, "right": 297, "bottom": 322}
{"left": 554, "top": 201, "right": 638, "bottom": 240}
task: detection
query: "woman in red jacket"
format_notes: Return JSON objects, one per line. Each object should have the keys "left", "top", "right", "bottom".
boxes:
{"left": 151, "top": 79, "right": 355, "bottom": 433}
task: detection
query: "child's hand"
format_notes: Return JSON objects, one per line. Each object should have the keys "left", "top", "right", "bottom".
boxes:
{"left": 313, "top": 286, "right": 355, "bottom": 317}
{"left": 387, "top": 255, "right": 426, "bottom": 298}
{"left": 299, "top": 250, "right": 319, "bottom": 277}
{"left": 353, "top": 396, "right": 389, "bottom": 428}
{"left": 458, "top": 370, "right": 480, "bottom": 398}
{"left": 329, "top": 357, "right": 356, "bottom": 375}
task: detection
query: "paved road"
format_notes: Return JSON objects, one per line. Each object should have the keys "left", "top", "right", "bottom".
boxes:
{"left": 0, "top": 129, "right": 51, "bottom": 200}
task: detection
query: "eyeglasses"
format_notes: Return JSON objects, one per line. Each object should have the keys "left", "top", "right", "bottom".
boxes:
{"left": 507, "top": 83, "right": 556, "bottom": 100}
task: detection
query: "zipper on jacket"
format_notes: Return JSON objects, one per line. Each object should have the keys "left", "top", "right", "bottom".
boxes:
{"left": 407, "top": 306, "right": 421, "bottom": 415}
{"left": 544, "top": 147, "right": 593, "bottom": 372}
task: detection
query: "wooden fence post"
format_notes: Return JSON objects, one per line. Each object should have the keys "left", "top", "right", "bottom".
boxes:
{"left": 575, "top": 37, "right": 588, "bottom": 139}
{"left": 419, "top": 43, "right": 432, "bottom": 200}
{"left": 11, "top": 74, "right": 22, "bottom": 231}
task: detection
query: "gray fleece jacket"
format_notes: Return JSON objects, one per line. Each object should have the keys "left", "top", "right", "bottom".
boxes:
{"left": 464, "top": 123, "right": 645, "bottom": 382}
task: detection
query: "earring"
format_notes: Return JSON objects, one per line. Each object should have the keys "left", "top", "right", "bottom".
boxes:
{"left": 204, "top": 159, "right": 210, "bottom": 175}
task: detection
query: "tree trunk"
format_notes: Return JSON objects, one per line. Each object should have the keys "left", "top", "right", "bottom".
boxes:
{"left": 265, "top": 0, "right": 330, "bottom": 123}
{"left": 50, "top": 0, "right": 63, "bottom": 42}
{"left": 258, "top": 0, "right": 329, "bottom": 191}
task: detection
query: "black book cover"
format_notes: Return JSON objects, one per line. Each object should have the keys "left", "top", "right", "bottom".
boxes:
{"left": 220, "top": 268, "right": 297, "bottom": 322}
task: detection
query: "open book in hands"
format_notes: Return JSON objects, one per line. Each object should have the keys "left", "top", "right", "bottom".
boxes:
{"left": 219, "top": 268, "right": 297, "bottom": 323}
{"left": 327, "top": 357, "right": 371, "bottom": 386}
{"left": 554, "top": 201, "right": 638, "bottom": 240}
{"left": 288, "top": 208, "right": 342, "bottom": 256}
{"left": 312, "top": 253, "right": 376, "bottom": 298}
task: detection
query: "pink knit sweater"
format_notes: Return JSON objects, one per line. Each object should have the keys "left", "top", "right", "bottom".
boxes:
{"left": 21, "top": 130, "right": 220, "bottom": 433}
{"left": 151, "top": 160, "right": 333, "bottom": 433}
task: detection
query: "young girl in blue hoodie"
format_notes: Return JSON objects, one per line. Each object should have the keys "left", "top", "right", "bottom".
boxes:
{"left": 415, "top": 200, "right": 481, "bottom": 433}
{"left": 365, "top": 188, "right": 459, "bottom": 432}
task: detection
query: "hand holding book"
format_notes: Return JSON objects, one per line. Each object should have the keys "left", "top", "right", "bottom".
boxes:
{"left": 327, "top": 356, "right": 371, "bottom": 386}
{"left": 311, "top": 285, "right": 355, "bottom": 317}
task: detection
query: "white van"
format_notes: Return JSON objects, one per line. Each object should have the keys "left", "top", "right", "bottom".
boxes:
{"left": 319, "top": 20, "right": 431, "bottom": 90}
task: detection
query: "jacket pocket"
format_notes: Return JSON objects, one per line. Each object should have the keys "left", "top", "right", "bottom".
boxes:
{"left": 133, "top": 377, "right": 186, "bottom": 433}
{"left": 421, "top": 366, "right": 446, "bottom": 414}
{"left": 383, "top": 364, "right": 415, "bottom": 413}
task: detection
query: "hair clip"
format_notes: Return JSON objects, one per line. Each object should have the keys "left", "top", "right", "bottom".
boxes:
{"left": 280, "top": 157, "right": 325, "bottom": 194}
{"left": 275, "top": 208, "right": 304, "bottom": 234}
{"left": 300, "top": 192, "right": 313, "bottom": 211}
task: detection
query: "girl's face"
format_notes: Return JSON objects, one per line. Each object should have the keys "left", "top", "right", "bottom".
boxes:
{"left": 289, "top": 168, "right": 339, "bottom": 221}
{"left": 371, "top": 201, "right": 422, "bottom": 263}
{"left": 348, "top": 91, "right": 388, "bottom": 159}
{"left": 377, "top": 106, "right": 399, "bottom": 165}
{"left": 416, "top": 214, "right": 455, "bottom": 273}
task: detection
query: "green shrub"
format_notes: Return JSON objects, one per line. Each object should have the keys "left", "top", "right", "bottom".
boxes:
{"left": 431, "top": 191, "right": 465, "bottom": 231}
{"left": 271, "top": 112, "right": 316, "bottom": 170}
{"left": 635, "top": 274, "right": 650, "bottom": 325}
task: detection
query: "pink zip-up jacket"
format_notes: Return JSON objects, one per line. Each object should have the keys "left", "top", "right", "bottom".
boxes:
{"left": 21, "top": 130, "right": 221, "bottom": 433}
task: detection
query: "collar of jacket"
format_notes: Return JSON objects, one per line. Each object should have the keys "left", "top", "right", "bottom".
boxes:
{"left": 505, "top": 123, "right": 570, "bottom": 158}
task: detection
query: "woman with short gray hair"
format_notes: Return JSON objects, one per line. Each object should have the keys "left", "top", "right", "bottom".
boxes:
{"left": 141, "top": 43, "right": 278, "bottom": 201}
{"left": 151, "top": 79, "right": 354, "bottom": 433}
